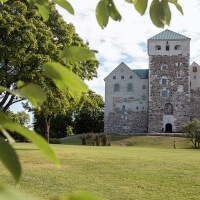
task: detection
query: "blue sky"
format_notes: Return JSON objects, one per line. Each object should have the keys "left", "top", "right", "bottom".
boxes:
{"left": 11, "top": 0, "right": 200, "bottom": 114}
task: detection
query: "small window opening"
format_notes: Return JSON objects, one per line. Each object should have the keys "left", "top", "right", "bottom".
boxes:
{"left": 166, "top": 45, "right": 170, "bottom": 51}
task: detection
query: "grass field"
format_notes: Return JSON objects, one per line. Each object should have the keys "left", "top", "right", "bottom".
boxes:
{"left": 1, "top": 136, "right": 200, "bottom": 200}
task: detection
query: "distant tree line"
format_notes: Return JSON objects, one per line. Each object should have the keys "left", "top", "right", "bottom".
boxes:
{"left": 33, "top": 90, "right": 104, "bottom": 138}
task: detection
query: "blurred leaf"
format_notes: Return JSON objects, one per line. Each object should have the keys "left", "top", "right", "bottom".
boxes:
{"left": 0, "top": 0, "right": 8, "bottom": 2}
{"left": 1, "top": 129, "right": 15, "bottom": 144}
{"left": 168, "top": 0, "right": 183, "bottom": 15}
{"left": 0, "top": 111, "right": 59, "bottom": 166}
{"left": 53, "top": 0, "right": 74, "bottom": 15}
{"left": 0, "top": 137, "right": 21, "bottom": 183}
{"left": 134, "top": 0, "right": 148, "bottom": 15}
{"left": 19, "top": 84, "right": 47, "bottom": 107}
{"left": 162, "top": 0, "right": 171, "bottom": 25}
{"left": 16, "top": 81, "right": 25, "bottom": 89}
{"left": 27, "top": 0, "right": 50, "bottom": 21}
{"left": 105, "top": 0, "right": 121, "bottom": 21}
{"left": 96, "top": 0, "right": 109, "bottom": 28}
{"left": 0, "top": 185, "right": 37, "bottom": 200}
{"left": 60, "top": 46, "right": 96, "bottom": 62}
{"left": 150, "top": 0, "right": 165, "bottom": 28}
{"left": 43, "top": 62, "right": 89, "bottom": 93}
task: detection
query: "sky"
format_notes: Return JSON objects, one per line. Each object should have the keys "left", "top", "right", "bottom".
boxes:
{"left": 11, "top": 0, "right": 200, "bottom": 113}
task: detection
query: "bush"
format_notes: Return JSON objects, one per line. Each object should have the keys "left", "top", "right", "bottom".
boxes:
{"left": 49, "top": 138, "right": 61, "bottom": 144}
{"left": 80, "top": 134, "right": 87, "bottom": 145}
{"left": 80, "top": 133, "right": 110, "bottom": 146}
{"left": 183, "top": 118, "right": 200, "bottom": 149}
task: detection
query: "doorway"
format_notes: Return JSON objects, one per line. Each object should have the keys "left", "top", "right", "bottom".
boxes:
{"left": 165, "top": 123, "right": 172, "bottom": 132}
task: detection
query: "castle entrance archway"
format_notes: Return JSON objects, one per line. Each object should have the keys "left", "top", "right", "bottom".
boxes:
{"left": 165, "top": 123, "right": 172, "bottom": 132}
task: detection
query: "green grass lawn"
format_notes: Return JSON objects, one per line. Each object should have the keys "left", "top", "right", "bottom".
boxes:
{"left": 1, "top": 136, "right": 200, "bottom": 200}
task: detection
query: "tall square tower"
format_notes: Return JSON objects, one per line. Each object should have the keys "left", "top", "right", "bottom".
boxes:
{"left": 148, "top": 30, "right": 191, "bottom": 132}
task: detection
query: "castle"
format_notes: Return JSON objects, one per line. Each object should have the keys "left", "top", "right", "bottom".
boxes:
{"left": 104, "top": 30, "right": 200, "bottom": 133}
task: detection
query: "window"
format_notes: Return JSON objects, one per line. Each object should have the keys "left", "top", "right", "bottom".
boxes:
{"left": 127, "top": 83, "right": 133, "bottom": 91}
{"left": 164, "top": 103, "right": 173, "bottom": 115}
{"left": 142, "top": 85, "right": 146, "bottom": 89}
{"left": 161, "top": 90, "right": 169, "bottom": 97}
{"left": 113, "top": 76, "right": 116, "bottom": 79}
{"left": 114, "top": 83, "right": 120, "bottom": 92}
{"left": 166, "top": 45, "right": 170, "bottom": 51}
{"left": 136, "top": 107, "right": 138, "bottom": 110}
{"left": 122, "top": 105, "right": 125, "bottom": 110}
{"left": 193, "top": 66, "right": 197, "bottom": 72}
{"left": 161, "top": 64, "right": 168, "bottom": 71}
{"left": 175, "top": 45, "right": 181, "bottom": 50}
{"left": 194, "top": 76, "right": 196, "bottom": 79}
{"left": 130, "top": 76, "right": 133, "bottom": 79}
{"left": 121, "top": 76, "right": 124, "bottom": 79}
{"left": 142, "top": 96, "right": 146, "bottom": 101}
{"left": 177, "top": 70, "right": 181, "bottom": 78}
{"left": 161, "top": 78, "right": 167, "bottom": 85}
{"left": 155, "top": 45, "right": 161, "bottom": 50}
{"left": 124, "top": 98, "right": 127, "bottom": 102}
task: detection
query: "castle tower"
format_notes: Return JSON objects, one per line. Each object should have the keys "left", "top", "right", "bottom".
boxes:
{"left": 148, "top": 30, "right": 191, "bottom": 133}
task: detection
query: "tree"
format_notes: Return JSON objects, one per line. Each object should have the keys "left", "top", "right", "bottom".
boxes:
{"left": 74, "top": 90, "right": 104, "bottom": 134}
{"left": 0, "top": 1, "right": 99, "bottom": 113}
{"left": 183, "top": 119, "right": 200, "bottom": 149}
{"left": 5, "top": 110, "right": 30, "bottom": 141}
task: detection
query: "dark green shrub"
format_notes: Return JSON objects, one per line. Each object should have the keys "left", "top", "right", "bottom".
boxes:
{"left": 80, "top": 134, "right": 87, "bottom": 145}
{"left": 49, "top": 138, "right": 61, "bottom": 144}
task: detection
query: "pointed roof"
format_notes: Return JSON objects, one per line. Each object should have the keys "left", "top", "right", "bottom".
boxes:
{"left": 132, "top": 69, "right": 149, "bottom": 79}
{"left": 149, "top": 29, "right": 190, "bottom": 41}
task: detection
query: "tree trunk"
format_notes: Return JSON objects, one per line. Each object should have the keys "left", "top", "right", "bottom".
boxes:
{"left": 44, "top": 115, "right": 51, "bottom": 143}
{"left": 0, "top": 92, "right": 10, "bottom": 109}
{"left": 3, "top": 95, "right": 14, "bottom": 113}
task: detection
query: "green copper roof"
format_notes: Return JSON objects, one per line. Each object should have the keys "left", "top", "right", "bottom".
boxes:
{"left": 132, "top": 69, "right": 149, "bottom": 79}
{"left": 149, "top": 29, "right": 190, "bottom": 40}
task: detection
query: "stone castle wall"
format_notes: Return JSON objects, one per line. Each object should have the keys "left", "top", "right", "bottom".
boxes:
{"left": 148, "top": 55, "right": 190, "bottom": 132}
{"left": 190, "top": 88, "right": 200, "bottom": 119}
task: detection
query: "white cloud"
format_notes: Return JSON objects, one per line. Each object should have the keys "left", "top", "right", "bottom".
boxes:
{"left": 58, "top": 0, "right": 200, "bottom": 99}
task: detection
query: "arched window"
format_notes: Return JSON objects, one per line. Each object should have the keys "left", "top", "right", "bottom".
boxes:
{"left": 127, "top": 83, "right": 133, "bottom": 91}
{"left": 164, "top": 103, "right": 173, "bottom": 115}
{"left": 114, "top": 83, "right": 120, "bottom": 92}
{"left": 142, "top": 85, "right": 146, "bottom": 89}
{"left": 155, "top": 45, "right": 161, "bottom": 50}
{"left": 175, "top": 45, "right": 181, "bottom": 50}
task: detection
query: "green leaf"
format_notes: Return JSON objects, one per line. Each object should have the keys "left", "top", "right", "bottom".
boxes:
{"left": 162, "top": 0, "right": 171, "bottom": 25}
{"left": 150, "top": 0, "right": 165, "bottom": 28}
{"left": 59, "top": 46, "right": 96, "bottom": 62}
{"left": 27, "top": 0, "right": 50, "bottom": 21}
{"left": 134, "top": 0, "right": 148, "bottom": 15}
{"left": 43, "top": 62, "right": 88, "bottom": 94}
{"left": 53, "top": 0, "right": 74, "bottom": 15}
{"left": 1, "top": 129, "right": 15, "bottom": 144}
{"left": 167, "top": 0, "right": 183, "bottom": 15}
{"left": 96, "top": 0, "right": 109, "bottom": 29}
{"left": 16, "top": 81, "right": 25, "bottom": 89}
{"left": 105, "top": 0, "right": 122, "bottom": 21}
{"left": 0, "top": 137, "right": 21, "bottom": 183}
{"left": 0, "top": 111, "right": 59, "bottom": 166}
{"left": 0, "top": 0, "right": 8, "bottom": 2}
{"left": 19, "top": 84, "right": 47, "bottom": 107}
{"left": 0, "top": 185, "right": 37, "bottom": 200}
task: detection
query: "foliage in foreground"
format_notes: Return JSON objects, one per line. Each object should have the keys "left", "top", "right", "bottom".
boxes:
{"left": 183, "top": 118, "right": 200, "bottom": 149}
